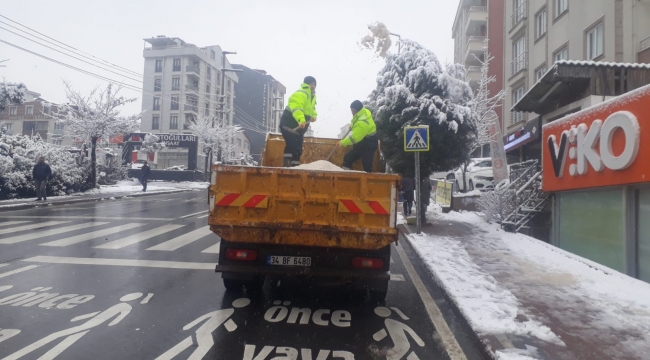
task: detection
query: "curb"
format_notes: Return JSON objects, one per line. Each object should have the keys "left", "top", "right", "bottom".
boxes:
{"left": 398, "top": 223, "right": 495, "bottom": 360}
{"left": 0, "top": 189, "right": 193, "bottom": 213}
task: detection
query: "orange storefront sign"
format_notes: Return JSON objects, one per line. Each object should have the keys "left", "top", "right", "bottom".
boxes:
{"left": 542, "top": 85, "right": 650, "bottom": 192}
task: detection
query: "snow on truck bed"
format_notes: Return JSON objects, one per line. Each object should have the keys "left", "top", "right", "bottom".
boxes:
{"left": 293, "top": 160, "right": 351, "bottom": 172}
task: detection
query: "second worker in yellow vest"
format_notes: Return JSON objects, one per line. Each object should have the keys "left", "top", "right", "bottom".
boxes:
{"left": 337, "top": 100, "right": 379, "bottom": 172}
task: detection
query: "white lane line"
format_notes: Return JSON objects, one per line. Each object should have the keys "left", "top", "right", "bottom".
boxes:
{"left": 0, "top": 264, "right": 8, "bottom": 268}
{"left": 390, "top": 273, "right": 405, "bottom": 281}
{"left": 196, "top": 214, "right": 209, "bottom": 219}
{"left": 146, "top": 227, "right": 213, "bottom": 251}
{"left": 0, "top": 216, "right": 173, "bottom": 221}
{"left": 395, "top": 243, "right": 467, "bottom": 360}
{"left": 41, "top": 223, "right": 146, "bottom": 247}
{"left": 0, "top": 222, "right": 110, "bottom": 245}
{"left": 95, "top": 224, "right": 186, "bottom": 249}
{"left": 0, "top": 221, "right": 29, "bottom": 228}
{"left": 0, "top": 265, "right": 40, "bottom": 279}
{"left": 0, "top": 221, "right": 68, "bottom": 235}
{"left": 200, "top": 242, "right": 221, "bottom": 254}
{"left": 180, "top": 210, "right": 207, "bottom": 219}
{"left": 23, "top": 256, "right": 216, "bottom": 270}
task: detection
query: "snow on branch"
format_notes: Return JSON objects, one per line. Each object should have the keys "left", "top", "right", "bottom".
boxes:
{"left": 186, "top": 112, "right": 242, "bottom": 163}
{"left": 360, "top": 22, "right": 393, "bottom": 57}
{"left": 0, "top": 81, "right": 26, "bottom": 113}
{"left": 139, "top": 133, "right": 166, "bottom": 155}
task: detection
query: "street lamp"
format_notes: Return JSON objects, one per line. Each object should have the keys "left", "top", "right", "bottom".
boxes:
{"left": 367, "top": 26, "right": 401, "bottom": 54}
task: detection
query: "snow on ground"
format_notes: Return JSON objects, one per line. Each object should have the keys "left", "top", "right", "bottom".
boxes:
{"left": 88, "top": 180, "right": 208, "bottom": 194}
{"left": 405, "top": 206, "right": 650, "bottom": 359}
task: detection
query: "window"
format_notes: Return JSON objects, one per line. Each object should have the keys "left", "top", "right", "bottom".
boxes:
{"left": 513, "top": 0, "right": 527, "bottom": 27}
{"left": 155, "top": 60, "right": 163, "bottom": 72}
{"left": 173, "top": 58, "right": 181, "bottom": 71}
{"left": 206, "top": 84, "right": 210, "bottom": 94}
{"left": 154, "top": 78, "right": 162, "bottom": 92}
{"left": 170, "top": 116, "right": 178, "bottom": 130}
{"left": 25, "top": 106, "right": 34, "bottom": 115}
{"left": 171, "top": 77, "right": 180, "bottom": 91}
{"left": 237, "top": 138, "right": 242, "bottom": 146}
{"left": 171, "top": 96, "right": 179, "bottom": 110}
{"left": 512, "top": 35, "right": 527, "bottom": 75}
{"left": 535, "top": 66, "right": 547, "bottom": 82}
{"left": 555, "top": 0, "right": 568, "bottom": 18}
{"left": 217, "top": 71, "right": 221, "bottom": 85}
{"left": 43, "top": 105, "right": 50, "bottom": 114}
{"left": 227, "top": 78, "right": 232, "bottom": 89}
{"left": 207, "top": 67, "right": 211, "bottom": 78}
{"left": 204, "top": 102, "right": 210, "bottom": 116}
{"left": 587, "top": 23, "right": 604, "bottom": 60}
{"left": 536, "top": 8, "right": 547, "bottom": 39}
{"left": 152, "top": 116, "right": 160, "bottom": 130}
{"left": 9, "top": 106, "right": 17, "bottom": 115}
{"left": 554, "top": 46, "right": 568, "bottom": 63}
{"left": 53, "top": 139, "right": 62, "bottom": 146}
{"left": 153, "top": 97, "right": 161, "bottom": 111}
{"left": 511, "top": 86, "right": 527, "bottom": 124}
{"left": 3, "top": 123, "right": 11, "bottom": 130}
{"left": 226, "top": 95, "right": 231, "bottom": 108}
{"left": 211, "top": 50, "right": 216, "bottom": 60}
{"left": 54, "top": 122, "right": 64, "bottom": 130}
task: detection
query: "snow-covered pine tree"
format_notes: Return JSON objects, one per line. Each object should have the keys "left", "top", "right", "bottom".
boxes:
{"left": 139, "top": 133, "right": 166, "bottom": 155}
{"left": 51, "top": 82, "right": 141, "bottom": 188}
{"left": 366, "top": 39, "right": 475, "bottom": 178}
{"left": 0, "top": 82, "right": 26, "bottom": 113}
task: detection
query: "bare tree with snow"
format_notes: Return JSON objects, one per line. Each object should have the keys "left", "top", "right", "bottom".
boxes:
{"left": 187, "top": 112, "right": 241, "bottom": 167}
{"left": 51, "top": 82, "right": 141, "bottom": 187}
{"left": 0, "top": 81, "right": 26, "bottom": 113}
{"left": 139, "top": 133, "right": 166, "bottom": 156}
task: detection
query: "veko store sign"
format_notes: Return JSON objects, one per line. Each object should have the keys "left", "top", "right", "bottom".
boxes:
{"left": 542, "top": 87, "right": 650, "bottom": 192}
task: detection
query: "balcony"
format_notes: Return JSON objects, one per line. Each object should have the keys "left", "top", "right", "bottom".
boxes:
{"left": 510, "top": 111, "right": 527, "bottom": 126}
{"left": 511, "top": 1, "right": 528, "bottom": 32}
{"left": 184, "top": 104, "right": 198, "bottom": 113}
{"left": 186, "top": 65, "right": 200, "bottom": 74}
{"left": 464, "top": 36, "right": 487, "bottom": 64}
{"left": 511, "top": 53, "right": 528, "bottom": 77}
{"left": 467, "top": 66, "right": 482, "bottom": 88}
{"left": 185, "top": 84, "right": 199, "bottom": 94}
{"left": 465, "top": 6, "right": 487, "bottom": 36}
{"left": 53, "top": 128, "right": 65, "bottom": 135}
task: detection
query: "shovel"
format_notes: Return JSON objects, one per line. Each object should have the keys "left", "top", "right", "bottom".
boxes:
{"left": 326, "top": 129, "right": 351, "bottom": 161}
{"left": 281, "top": 125, "right": 301, "bottom": 135}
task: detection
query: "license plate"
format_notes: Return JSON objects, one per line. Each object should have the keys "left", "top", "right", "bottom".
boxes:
{"left": 268, "top": 256, "right": 312, "bottom": 266}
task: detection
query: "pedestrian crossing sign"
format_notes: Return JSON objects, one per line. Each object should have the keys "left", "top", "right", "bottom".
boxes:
{"left": 404, "top": 126, "right": 430, "bottom": 152}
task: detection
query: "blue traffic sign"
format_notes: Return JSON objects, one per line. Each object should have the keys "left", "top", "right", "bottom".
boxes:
{"left": 404, "top": 126, "right": 430, "bottom": 152}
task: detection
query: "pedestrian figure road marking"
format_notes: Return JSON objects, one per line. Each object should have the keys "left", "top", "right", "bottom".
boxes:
{"left": 155, "top": 298, "right": 250, "bottom": 360}
{"left": 372, "top": 306, "right": 425, "bottom": 360}
{"left": 2, "top": 292, "right": 147, "bottom": 360}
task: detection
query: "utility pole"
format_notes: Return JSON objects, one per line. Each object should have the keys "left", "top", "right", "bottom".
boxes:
{"left": 216, "top": 51, "right": 242, "bottom": 164}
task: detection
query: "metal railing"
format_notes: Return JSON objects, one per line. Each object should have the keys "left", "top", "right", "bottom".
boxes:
{"left": 511, "top": 1, "right": 527, "bottom": 29}
{"left": 510, "top": 111, "right": 527, "bottom": 125}
{"left": 468, "top": 66, "right": 482, "bottom": 73}
{"left": 186, "top": 65, "right": 200, "bottom": 74}
{"left": 184, "top": 104, "right": 198, "bottom": 112}
{"left": 511, "top": 52, "right": 528, "bottom": 76}
{"left": 469, "top": 6, "right": 487, "bottom": 12}
{"left": 185, "top": 84, "right": 199, "bottom": 93}
{"left": 641, "top": 36, "right": 650, "bottom": 52}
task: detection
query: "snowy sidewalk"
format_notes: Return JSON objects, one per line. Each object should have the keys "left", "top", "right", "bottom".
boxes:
{"left": 400, "top": 206, "right": 650, "bottom": 360}
{"left": 0, "top": 180, "right": 208, "bottom": 212}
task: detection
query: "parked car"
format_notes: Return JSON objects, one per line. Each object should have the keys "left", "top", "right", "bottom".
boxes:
{"left": 429, "top": 169, "right": 457, "bottom": 181}
{"left": 165, "top": 165, "right": 186, "bottom": 171}
{"left": 453, "top": 158, "right": 507, "bottom": 192}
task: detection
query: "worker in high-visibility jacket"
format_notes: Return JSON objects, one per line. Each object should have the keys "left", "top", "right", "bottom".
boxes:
{"left": 337, "top": 100, "right": 379, "bottom": 172}
{"left": 280, "top": 76, "right": 317, "bottom": 167}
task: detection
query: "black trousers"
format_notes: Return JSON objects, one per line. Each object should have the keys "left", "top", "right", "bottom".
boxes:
{"left": 280, "top": 110, "right": 309, "bottom": 162}
{"left": 343, "top": 135, "right": 378, "bottom": 172}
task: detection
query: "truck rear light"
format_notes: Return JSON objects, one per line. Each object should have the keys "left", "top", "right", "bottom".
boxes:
{"left": 225, "top": 249, "right": 258, "bottom": 261}
{"left": 352, "top": 257, "right": 384, "bottom": 269}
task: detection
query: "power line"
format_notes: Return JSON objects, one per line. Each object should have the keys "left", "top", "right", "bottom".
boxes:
{"left": 0, "top": 15, "right": 142, "bottom": 78}
{"left": 0, "top": 26, "right": 143, "bottom": 84}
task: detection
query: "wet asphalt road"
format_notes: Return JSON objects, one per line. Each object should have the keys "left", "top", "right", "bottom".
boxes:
{"left": 0, "top": 191, "right": 485, "bottom": 360}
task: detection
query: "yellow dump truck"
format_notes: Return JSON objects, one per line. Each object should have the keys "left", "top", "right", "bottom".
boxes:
{"left": 208, "top": 134, "right": 401, "bottom": 299}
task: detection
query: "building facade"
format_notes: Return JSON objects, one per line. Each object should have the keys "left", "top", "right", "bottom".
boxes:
{"left": 231, "top": 65, "right": 286, "bottom": 162}
{"left": 503, "top": 0, "right": 650, "bottom": 159}
{"left": 0, "top": 87, "right": 71, "bottom": 146}
{"left": 140, "top": 36, "right": 239, "bottom": 169}
{"left": 453, "top": 0, "right": 489, "bottom": 93}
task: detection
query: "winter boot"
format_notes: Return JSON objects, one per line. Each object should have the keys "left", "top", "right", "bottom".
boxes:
{"left": 290, "top": 161, "right": 301, "bottom": 167}
{"left": 283, "top": 154, "right": 292, "bottom": 167}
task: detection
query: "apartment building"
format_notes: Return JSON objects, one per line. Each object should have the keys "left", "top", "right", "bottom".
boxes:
{"left": 0, "top": 86, "right": 71, "bottom": 146}
{"left": 503, "top": 0, "right": 650, "bottom": 158}
{"left": 453, "top": 0, "right": 489, "bottom": 92}
{"left": 140, "top": 36, "right": 239, "bottom": 169}
{"left": 232, "top": 65, "right": 286, "bottom": 162}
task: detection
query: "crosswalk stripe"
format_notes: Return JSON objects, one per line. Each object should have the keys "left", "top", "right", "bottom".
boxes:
{"left": 0, "top": 264, "right": 8, "bottom": 268}
{"left": 146, "top": 227, "right": 213, "bottom": 251}
{"left": 41, "top": 223, "right": 146, "bottom": 247}
{"left": 0, "top": 221, "right": 29, "bottom": 228}
{"left": 196, "top": 214, "right": 209, "bottom": 219}
{"left": 0, "top": 221, "right": 68, "bottom": 235}
{"left": 0, "top": 265, "right": 40, "bottom": 279}
{"left": 95, "top": 224, "right": 187, "bottom": 249}
{"left": 200, "top": 242, "right": 220, "bottom": 254}
{"left": 24, "top": 256, "right": 216, "bottom": 270}
{"left": 0, "top": 222, "right": 110, "bottom": 245}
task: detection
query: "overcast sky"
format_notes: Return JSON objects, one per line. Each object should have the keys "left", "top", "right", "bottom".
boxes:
{"left": 0, "top": 0, "right": 458, "bottom": 138}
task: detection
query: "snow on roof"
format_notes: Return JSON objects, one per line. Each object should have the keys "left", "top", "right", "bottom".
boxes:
{"left": 543, "top": 83, "right": 650, "bottom": 131}
{"left": 554, "top": 60, "right": 650, "bottom": 69}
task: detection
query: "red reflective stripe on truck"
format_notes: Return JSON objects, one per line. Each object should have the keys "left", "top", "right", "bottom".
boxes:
{"left": 242, "top": 195, "right": 268, "bottom": 208}
{"left": 368, "top": 201, "right": 389, "bottom": 215}
{"left": 216, "top": 193, "right": 241, "bottom": 206}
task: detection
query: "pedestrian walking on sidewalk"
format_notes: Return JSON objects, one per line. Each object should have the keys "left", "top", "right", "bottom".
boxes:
{"left": 400, "top": 176, "right": 415, "bottom": 216}
{"left": 141, "top": 161, "right": 151, "bottom": 192}
{"left": 419, "top": 178, "right": 432, "bottom": 224}
{"left": 32, "top": 156, "right": 52, "bottom": 201}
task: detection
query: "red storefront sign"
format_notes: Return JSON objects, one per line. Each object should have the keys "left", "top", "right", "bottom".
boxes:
{"left": 542, "top": 86, "right": 650, "bottom": 192}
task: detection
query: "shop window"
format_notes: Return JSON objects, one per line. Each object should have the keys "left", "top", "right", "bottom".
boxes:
{"left": 559, "top": 188, "right": 626, "bottom": 272}
{"left": 638, "top": 188, "right": 650, "bottom": 282}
